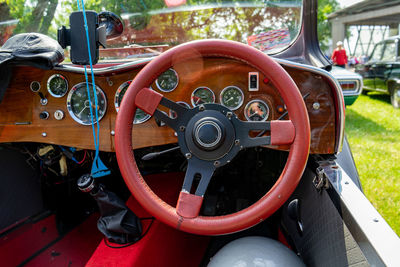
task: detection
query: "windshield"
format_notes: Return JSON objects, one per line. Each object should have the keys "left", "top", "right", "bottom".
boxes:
{"left": 0, "top": 0, "right": 303, "bottom": 61}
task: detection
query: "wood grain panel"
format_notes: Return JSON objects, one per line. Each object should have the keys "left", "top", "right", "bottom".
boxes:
{"left": 0, "top": 59, "right": 337, "bottom": 154}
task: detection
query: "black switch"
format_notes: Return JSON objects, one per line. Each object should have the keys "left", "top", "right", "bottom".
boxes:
{"left": 248, "top": 72, "right": 259, "bottom": 91}
{"left": 39, "top": 111, "right": 49, "bottom": 120}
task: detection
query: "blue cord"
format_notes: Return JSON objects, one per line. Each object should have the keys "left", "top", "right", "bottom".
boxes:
{"left": 77, "top": 0, "right": 110, "bottom": 178}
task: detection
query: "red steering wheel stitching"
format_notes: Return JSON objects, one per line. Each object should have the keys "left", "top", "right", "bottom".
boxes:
{"left": 115, "top": 39, "right": 310, "bottom": 235}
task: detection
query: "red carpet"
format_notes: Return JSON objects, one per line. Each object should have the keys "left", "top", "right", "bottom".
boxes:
{"left": 25, "top": 214, "right": 102, "bottom": 267}
{"left": 0, "top": 215, "right": 59, "bottom": 267}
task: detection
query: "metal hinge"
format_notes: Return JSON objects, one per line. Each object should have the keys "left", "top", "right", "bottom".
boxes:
{"left": 313, "top": 167, "right": 330, "bottom": 192}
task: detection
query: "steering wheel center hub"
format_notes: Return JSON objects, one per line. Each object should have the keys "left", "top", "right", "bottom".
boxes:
{"left": 182, "top": 105, "right": 236, "bottom": 162}
{"left": 193, "top": 120, "right": 223, "bottom": 150}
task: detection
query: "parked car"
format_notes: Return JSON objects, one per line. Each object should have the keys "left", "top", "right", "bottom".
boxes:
{"left": 331, "top": 66, "right": 363, "bottom": 105}
{"left": 355, "top": 35, "right": 400, "bottom": 108}
{"left": 0, "top": 0, "right": 399, "bottom": 266}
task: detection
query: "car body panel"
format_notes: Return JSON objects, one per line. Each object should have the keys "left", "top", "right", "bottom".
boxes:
{"left": 330, "top": 66, "right": 363, "bottom": 105}
{"left": 356, "top": 36, "right": 400, "bottom": 94}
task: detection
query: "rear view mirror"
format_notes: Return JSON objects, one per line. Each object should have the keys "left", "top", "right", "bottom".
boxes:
{"left": 98, "top": 11, "right": 124, "bottom": 40}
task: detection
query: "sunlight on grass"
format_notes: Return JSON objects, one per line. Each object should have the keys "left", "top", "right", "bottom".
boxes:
{"left": 346, "top": 94, "right": 400, "bottom": 236}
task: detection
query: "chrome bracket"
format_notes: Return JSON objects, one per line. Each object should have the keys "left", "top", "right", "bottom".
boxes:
{"left": 313, "top": 166, "right": 330, "bottom": 192}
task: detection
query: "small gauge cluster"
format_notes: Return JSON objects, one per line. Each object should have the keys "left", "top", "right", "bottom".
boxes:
{"left": 39, "top": 68, "right": 271, "bottom": 125}
{"left": 150, "top": 68, "right": 270, "bottom": 122}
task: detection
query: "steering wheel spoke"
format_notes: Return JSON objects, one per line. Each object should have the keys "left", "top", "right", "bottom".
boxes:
{"left": 233, "top": 120, "right": 271, "bottom": 148}
{"left": 233, "top": 120, "right": 295, "bottom": 148}
{"left": 176, "top": 158, "right": 215, "bottom": 218}
{"left": 135, "top": 87, "right": 189, "bottom": 131}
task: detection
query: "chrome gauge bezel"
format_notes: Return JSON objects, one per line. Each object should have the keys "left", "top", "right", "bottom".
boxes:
{"left": 47, "top": 74, "right": 68, "bottom": 98}
{"left": 155, "top": 68, "right": 179, "bottom": 92}
{"left": 30, "top": 81, "right": 41, "bottom": 92}
{"left": 191, "top": 86, "right": 216, "bottom": 107}
{"left": 244, "top": 99, "right": 270, "bottom": 122}
{"left": 67, "top": 82, "right": 107, "bottom": 125}
{"left": 114, "top": 81, "right": 130, "bottom": 113}
{"left": 114, "top": 81, "right": 151, "bottom": 124}
{"left": 219, "top": 85, "right": 244, "bottom": 111}
{"left": 169, "top": 101, "right": 191, "bottom": 119}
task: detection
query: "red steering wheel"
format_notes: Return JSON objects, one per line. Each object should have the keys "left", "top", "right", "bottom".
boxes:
{"left": 115, "top": 40, "right": 310, "bottom": 235}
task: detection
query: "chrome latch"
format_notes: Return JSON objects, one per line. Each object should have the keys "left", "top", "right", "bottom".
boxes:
{"left": 313, "top": 167, "right": 330, "bottom": 192}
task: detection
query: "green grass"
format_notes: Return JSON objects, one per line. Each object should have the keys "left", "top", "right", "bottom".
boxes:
{"left": 346, "top": 93, "right": 400, "bottom": 236}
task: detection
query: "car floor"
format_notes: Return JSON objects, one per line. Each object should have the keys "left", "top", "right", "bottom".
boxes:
{"left": 0, "top": 213, "right": 103, "bottom": 267}
{"left": 0, "top": 172, "right": 211, "bottom": 267}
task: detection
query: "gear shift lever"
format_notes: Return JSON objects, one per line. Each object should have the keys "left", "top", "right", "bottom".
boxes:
{"left": 77, "top": 174, "right": 142, "bottom": 244}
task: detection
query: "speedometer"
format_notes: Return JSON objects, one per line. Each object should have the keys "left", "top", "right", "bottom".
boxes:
{"left": 191, "top": 87, "right": 215, "bottom": 107}
{"left": 67, "top": 83, "right": 107, "bottom": 125}
{"left": 220, "top": 86, "right": 244, "bottom": 110}
{"left": 114, "top": 81, "right": 151, "bottom": 124}
{"left": 155, "top": 68, "right": 179, "bottom": 92}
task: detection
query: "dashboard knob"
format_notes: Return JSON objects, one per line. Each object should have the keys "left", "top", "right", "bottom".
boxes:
{"left": 39, "top": 111, "right": 49, "bottom": 120}
{"left": 54, "top": 110, "right": 65, "bottom": 120}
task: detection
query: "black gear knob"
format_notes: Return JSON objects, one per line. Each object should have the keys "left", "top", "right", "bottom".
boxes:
{"left": 77, "top": 174, "right": 96, "bottom": 193}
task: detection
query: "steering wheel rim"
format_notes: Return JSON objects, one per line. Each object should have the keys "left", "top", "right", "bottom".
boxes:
{"left": 115, "top": 39, "right": 310, "bottom": 235}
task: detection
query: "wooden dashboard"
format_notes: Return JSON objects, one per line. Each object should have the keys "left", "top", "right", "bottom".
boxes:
{"left": 0, "top": 57, "right": 338, "bottom": 154}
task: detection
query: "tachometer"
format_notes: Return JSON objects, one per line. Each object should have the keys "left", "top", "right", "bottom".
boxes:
{"left": 114, "top": 81, "right": 151, "bottom": 124}
{"left": 220, "top": 86, "right": 244, "bottom": 110}
{"left": 155, "top": 68, "right": 179, "bottom": 92}
{"left": 191, "top": 87, "right": 215, "bottom": 107}
{"left": 47, "top": 74, "right": 68, "bottom": 97}
{"left": 67, "top": 82, "right": 107, "bottom": 125}
{"left": 244, "top": 100, "right": 269, "bottom": 121}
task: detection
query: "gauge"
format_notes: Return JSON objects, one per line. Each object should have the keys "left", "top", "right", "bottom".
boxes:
{"left": 169, "top": 101, "right": 191, "bottom": 119}
{"left": 191, "top": 87, "right": 215, "bottom": 107}
{"left": 220, "top": 86, "right": 244, "bottom": 110}
{"left": 67, "top": 82, "right": 107, "bottom": 125}
{"left": 155, "top": 68, "right": 179, "bottom": 92}
{"left": 114, "top": 81, "right": 151, "bottom": 124}
{"left": 244, "top": 100, "right": 270, "bottom": 122}
{"left": 47, "top": 74, "right": 68, "bottom": 97}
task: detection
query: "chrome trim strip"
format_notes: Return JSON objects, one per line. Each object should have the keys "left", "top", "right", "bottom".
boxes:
{"left": 275, "top": 58, "right": 345, "bottom": 153}
{"left": 54, "top": 58, "right": 153, "bottom": 74}
{"left": 320, "top": 160, "right": 400, "bottom": 266}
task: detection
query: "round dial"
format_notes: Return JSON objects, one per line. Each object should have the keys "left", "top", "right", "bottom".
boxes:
{"left": 47, "top": 74, "right": 68, "bottom": 97}
{"left": 169, "top": 101, "right": 191, "bottom": 119}
{"left": 114, "top": 81, "right": 151, "bottom": 124}
{"left": 220, "top": 86, "right": 244, "bottom": 110}
{"left": 67, "top": 83, "right": 107, "bottom": 125}
{"left": 244, "top": 100, "right": 270, "bottom": 121}
{"left": 155, "top": 68, "right": 179, "bottom": 92}
{"left": 191, "top": 87, "right": 215, "bottom": 107}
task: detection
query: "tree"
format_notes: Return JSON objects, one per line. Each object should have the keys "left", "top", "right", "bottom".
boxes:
{"left": 317, "top": 0, "right": 339, "bottom": 52}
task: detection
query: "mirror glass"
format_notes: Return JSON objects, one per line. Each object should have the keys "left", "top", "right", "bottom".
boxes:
{"left": 99, "top": 11, "right": 124, "bottom": 39}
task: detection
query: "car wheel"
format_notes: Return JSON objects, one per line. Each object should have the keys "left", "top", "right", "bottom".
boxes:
{"left": 390, "top": 86, "right": 400, "bottom": 109}
{"left": 361, "top": 89, "right": 368, "bottom": 95}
